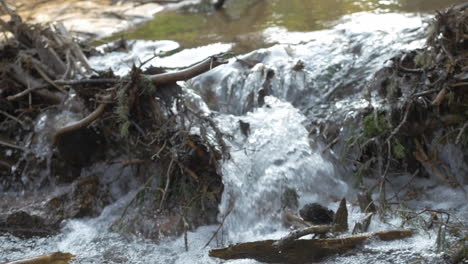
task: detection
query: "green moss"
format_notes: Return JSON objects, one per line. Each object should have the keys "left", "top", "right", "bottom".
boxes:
{"left": 414, "top": 52, "right": 433, "bottom": 69}
{"left": 116, "top": 86, "right": 131, "bottom": 138}
{"left": 363, "top": 113, "right": 388, "bottom": 138}
{"left": 392, "top": 140, "right": 406, "bottom": 159}
{"left": 141, "top": 75, "right": 157, "bottom": 95}
{"left": 353, "top": 158, "right": 375, "bottom": 188}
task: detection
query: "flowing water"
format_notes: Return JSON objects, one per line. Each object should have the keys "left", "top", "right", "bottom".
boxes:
{"left": 104, "top": 0, "right": 467, "bottom": 53}
{"left": 2, "top": 0, "right": 468, "bottom": 263}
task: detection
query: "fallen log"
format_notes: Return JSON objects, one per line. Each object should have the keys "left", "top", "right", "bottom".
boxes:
{"left": 209, "top": 229, "right": 414, "bottom": 263}
{"left": 4, "top": 252, "right": 75, "bottom": 264}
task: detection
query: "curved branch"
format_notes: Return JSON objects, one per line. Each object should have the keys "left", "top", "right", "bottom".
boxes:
{"left": 148, "top": 56, "right": 227, "bottom": 84}
{"left": 53, "top": 103, "right": 107, "bottom": 145}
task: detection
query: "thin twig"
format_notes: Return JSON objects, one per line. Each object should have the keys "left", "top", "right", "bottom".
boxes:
{"left": 387, "top": 169, "right": 419, "bottom": 202}
{"left": 7, "top": 84, "right": 48, "bottom": 101}
{"left": 322, "top": 135, "right": 340, "bottom": 154}
{"left": 159, "top": 158, "right": 175, "bottom": 210}
{"left": 456, "top": 121, "right": 468, "bottom": 144}
{"left": 203, "top": 204, "right": 235, "bottom": 248}
{"left": 0, "top": 110, "right": 26, "bottom": 128}
{"left": 0, "top": 139, "right": 25, "bottom": 151}
{"left": 54, "top": 78, "right": 120, "bottom": 86}
{"left": 387, "top": 102, "right": 411, "bottom": 142}
{"left": 33, "top": 63, "right": 67, "bottom": 94}
{"left": 449, "top": 82, "right": 468, "bottom": 87}
{"left": 412, "top": 89, "right": 439, "bottom": 98}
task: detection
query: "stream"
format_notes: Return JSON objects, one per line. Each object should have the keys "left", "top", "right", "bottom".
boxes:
{"left": 1, "top": 0, "right": 468, "bottom": 263}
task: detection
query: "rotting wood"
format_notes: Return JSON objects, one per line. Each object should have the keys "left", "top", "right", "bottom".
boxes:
{"left": 209, "top": 229, "right": 414, "bottom": 263}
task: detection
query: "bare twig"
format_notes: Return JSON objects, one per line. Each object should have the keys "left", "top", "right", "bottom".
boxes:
{"left": 456, "top": 121, "right": 468, "bottom": 144}
{"left": 149, "top": 56, "right": 227, "bottom": 84}
{"left": 322, "top": 135, "right": 340, "bottom": 154}
{"left": 431, "top": 87, "right": 447, "bottom": 105}
{"left": 55, "top": 78, "right": 120, "bottom": 86}
{"left": 7, "top": 84, "right": 48, "bottom": 101}
{"left": 387, "top": 102, "right": 411, "bottom": 142}
{"left": 33, "top": 63, "right": 67, "bottom": 94}
{"left": 0, "top": 110, "right": 26, "bottom": 128}
{"left": 0, "top": 160, "right": 11, "bottom": 171}
{"left": 0, "top": 139, "right": 26, "bottom": 151}
{"left": 388, "top": 169, "right": 419, "bottom": 202}
{"left": 203, "top": 204, "right": 235, "bottom": 248}
{"left": 159, "top": 158, "right": 175, "bottom": 210}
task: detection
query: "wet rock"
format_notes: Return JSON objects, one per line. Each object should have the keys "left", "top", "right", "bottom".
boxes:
{"left": 0, "top": 211, "right": 57, "bottom": 238}
{"left": 238, "top": 120, "right": 250, "bottom": 137}
{"left": 0, "top": 175, "right": 109, "bottom": 238}
{"left": 46, "top": 175, "right": 108, "bottom": 218}
{"left": 299, "top": 203, "right": 335, "bottom": 225}
{"left": 333, "top": 198, "right": 348, "bottom": 232}
{"left": 56, "top": 127, "right": 105, "bottom": 169}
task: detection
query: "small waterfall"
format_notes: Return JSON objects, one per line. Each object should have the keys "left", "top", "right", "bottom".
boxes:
{"left": 216, "top": 97, "right": 348, "bottom": 242}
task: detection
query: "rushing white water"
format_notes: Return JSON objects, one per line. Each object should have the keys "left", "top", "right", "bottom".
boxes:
{"left": 1, "top": 12, "right": 467, "bottom": 264}
{"left": 215, "top": 97, "right": 348, "bottom": 243}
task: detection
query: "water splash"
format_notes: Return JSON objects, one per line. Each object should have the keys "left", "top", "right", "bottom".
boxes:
{"left": 216, "top": 97, "right": 348, "bottom": 242}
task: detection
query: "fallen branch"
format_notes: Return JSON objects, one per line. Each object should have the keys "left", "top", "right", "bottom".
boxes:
{"left": 54, "top": 56, "right": 226, "bottom": 87}
{"left": 209, "top": 229, "right": 414, "bottom": 263}
{"left": 148, "top": 56, "right": 227, "bottom": 84}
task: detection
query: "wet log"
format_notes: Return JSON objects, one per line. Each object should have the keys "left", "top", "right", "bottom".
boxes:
{"left": 209, "top": 229, "right": 414, "bottom": 263}
{"left": 4, "top": 252, "right": 75, "bottom": 264}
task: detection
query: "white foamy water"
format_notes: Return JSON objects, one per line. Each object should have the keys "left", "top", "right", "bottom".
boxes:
{"left": 215, "top": 97, "right": 348, "bottom": 243}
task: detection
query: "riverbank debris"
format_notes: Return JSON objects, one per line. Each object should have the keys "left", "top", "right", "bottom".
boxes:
{"left": 0, "top": 0, "right": 229, "bottom": 241}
